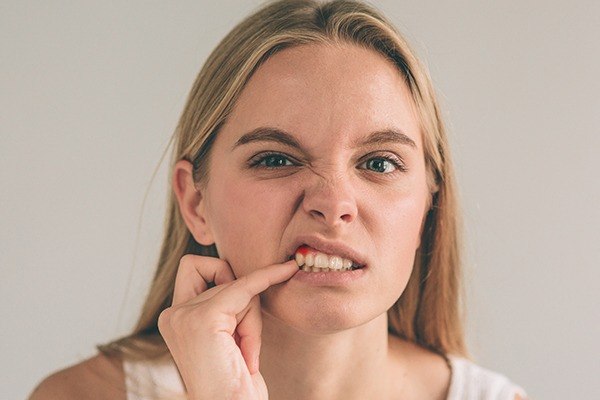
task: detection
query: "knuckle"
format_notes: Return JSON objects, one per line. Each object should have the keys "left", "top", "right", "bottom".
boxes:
{"left": 159, "top": 302, "right": 230, "bottom": 338}
{"left": 170, "top": 306, "right": 191, "bottom": 326}
{"left": 157, "top": 307, "right": 173, "bottom": 331}
{"left": 178, "top": 254, "right": 232, "bottom": 275}
{"left": 212, "top": 258, "right": 234, "bottom": 275}
{"left": 159, "top": 305, "right": 203, "bottom": 334}
{"left": 178, "top": 253, "right": 198, "bottom": 268}
{"left": 206, "top": 255, "right": 232, "bottom": 269}
{"left": 234, "top": 275, "right": 249, "bottom": 287}
{"left": 234, "top": 276, "right": 255, "bottom": 297}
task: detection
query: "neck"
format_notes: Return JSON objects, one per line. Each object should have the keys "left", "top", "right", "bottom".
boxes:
{"left": 259, "top": 312, "right": 393, "bottom": 400}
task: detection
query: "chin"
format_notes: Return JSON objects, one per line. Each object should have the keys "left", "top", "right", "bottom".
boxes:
{"left": 260, "top": 287, "right": 383, "bottom": 335}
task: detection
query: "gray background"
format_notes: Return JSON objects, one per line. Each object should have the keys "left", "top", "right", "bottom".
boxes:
{"left": 2, "top": 1, "right": 598, "bottom": 399}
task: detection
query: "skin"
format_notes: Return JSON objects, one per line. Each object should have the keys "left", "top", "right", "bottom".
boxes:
{"left": 27, "top": 42, "right": 527, "bottom": 400}
{"left": 197, "top": 42, "right": 430, "bottom": 335}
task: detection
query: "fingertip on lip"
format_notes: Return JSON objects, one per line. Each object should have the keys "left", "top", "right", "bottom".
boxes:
{"left": 286, "top": 260, "right": 300, "bottom": 274}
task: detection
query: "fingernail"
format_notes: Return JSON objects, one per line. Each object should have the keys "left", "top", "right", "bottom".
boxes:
{"left": 287, "top": 259, "right": 299, "bottom": 270}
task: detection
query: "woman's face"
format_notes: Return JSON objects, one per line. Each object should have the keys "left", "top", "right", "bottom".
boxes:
{"left": 198, "top": 42, "right": 430, "bottom": 334}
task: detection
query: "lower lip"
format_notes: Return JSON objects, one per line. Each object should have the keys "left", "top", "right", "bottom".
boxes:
{"left": 290, "top": 266, "right": 367, "bottom": 286}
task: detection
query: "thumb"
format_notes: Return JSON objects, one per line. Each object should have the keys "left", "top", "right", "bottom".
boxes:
{"left": 237, "top": 295, "right": 263, "bottom": 374}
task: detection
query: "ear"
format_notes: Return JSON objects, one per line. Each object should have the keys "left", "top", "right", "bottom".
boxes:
{"left": 172, "top": 159, "right": 215, "bottom": 246}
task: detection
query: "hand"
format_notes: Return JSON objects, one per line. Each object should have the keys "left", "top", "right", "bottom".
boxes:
{"left": 157, "top": 254, "right": 298, "bottom": 400}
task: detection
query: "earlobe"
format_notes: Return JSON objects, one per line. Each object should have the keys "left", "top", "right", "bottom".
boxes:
{"left": 172, "top": 160, "right": 215, "bottom": 246}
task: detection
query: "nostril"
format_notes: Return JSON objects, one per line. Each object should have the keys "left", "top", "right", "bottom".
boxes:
{"left": 309, "top": 210, "right": 354, "bottom": 225}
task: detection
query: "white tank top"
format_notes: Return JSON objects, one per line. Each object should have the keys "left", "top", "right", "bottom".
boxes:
{"left": 123, "top": 354, "right": 527, "bottom": 400}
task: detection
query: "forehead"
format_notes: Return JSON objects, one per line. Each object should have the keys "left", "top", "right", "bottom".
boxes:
{"left": 220, "top": 42, "right": 421, "bottom": 148}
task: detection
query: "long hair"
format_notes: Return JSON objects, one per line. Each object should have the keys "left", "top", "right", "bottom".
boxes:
{"left": 98, "top": 0, "right": 468, "bottom": 364}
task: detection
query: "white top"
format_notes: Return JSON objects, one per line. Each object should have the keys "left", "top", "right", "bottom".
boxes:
{"left": 123, "top": 354, "right": 527, "bottom": 400}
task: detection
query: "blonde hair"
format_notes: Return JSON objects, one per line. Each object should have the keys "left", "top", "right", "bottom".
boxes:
{"left": 99, "top": 0, "right": 468, "bottom": 369}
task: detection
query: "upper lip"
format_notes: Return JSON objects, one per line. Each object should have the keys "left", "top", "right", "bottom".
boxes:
{"left": 286, "top": 235, "right": 368, "bottom": 267}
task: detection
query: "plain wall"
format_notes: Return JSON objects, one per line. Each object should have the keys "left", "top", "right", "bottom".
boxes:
{"left": 2, "top": 1, "right": 599, "bottom": 399}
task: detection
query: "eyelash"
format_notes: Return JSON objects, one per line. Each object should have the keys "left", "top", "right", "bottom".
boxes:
{"left": 248, "top": 151, "right": 407, "bottom": 174}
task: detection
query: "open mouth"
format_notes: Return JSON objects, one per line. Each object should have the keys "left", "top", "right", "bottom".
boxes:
{"left": 288, "top": 245, "right": 365, "bottom": 272}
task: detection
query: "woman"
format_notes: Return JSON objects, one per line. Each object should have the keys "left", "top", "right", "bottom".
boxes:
{"left": 29, "top": 1, "right": 527, "bottom": 399}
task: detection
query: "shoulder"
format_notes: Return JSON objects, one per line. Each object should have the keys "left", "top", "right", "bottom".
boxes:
{"left": 28, "top": 353, "right": 127, "bottom": 400}
{"left": 446, "top": 355, "right": 528, "bottom": 400}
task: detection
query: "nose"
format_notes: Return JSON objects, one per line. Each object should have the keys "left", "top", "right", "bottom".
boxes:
{"left": 301, "top": 174, "right": 358, "bottom": 227}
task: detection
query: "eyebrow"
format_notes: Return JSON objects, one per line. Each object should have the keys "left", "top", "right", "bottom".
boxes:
{"left": 231, "top": 126, "right": 417, "bottom": 151}
{"left": 353, "top": 128, "right": 417, "bottom": 149}
{"left": 232, "top": 127, "right": 304, "bottom": 151}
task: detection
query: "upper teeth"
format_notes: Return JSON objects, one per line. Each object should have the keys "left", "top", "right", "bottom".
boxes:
{"left": 295, "top": 250, "right": 355, "bottom": 271}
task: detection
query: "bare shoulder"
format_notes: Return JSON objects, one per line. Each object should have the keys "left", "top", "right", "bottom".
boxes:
{"left": 388, "top": 335, "right": 451, "bottom": 400}
{"left": 28, "top": 353, "right": 126, "bottom": 400}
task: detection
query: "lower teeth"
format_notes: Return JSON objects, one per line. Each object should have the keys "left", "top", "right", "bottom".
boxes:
{"left": 300, "top": 265, "right": 356, "bottom": 272}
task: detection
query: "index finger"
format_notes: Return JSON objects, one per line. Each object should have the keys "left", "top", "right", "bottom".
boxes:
{"left": 211, "top": 260, "right": 298, "bottom": 315}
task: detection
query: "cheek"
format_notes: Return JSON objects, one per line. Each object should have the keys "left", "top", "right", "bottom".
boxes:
{"left": 207, "top": 177, "right": 292, "bottom": 274}
{"left": 371, "top": 186, "right": 428, "bottom": 283}
{"left": 384, "top": 196, "right": 426, "bottom": 249}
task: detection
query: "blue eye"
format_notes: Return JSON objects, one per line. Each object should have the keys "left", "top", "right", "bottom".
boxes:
{"left": 249, "top": 152, "right": 406, "bottom": 174}
{"left": 250, "top": 152, "right": 295, "bottom": 168}
{"left": 359, "top": 155, "right": 405, "bottom": 174}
